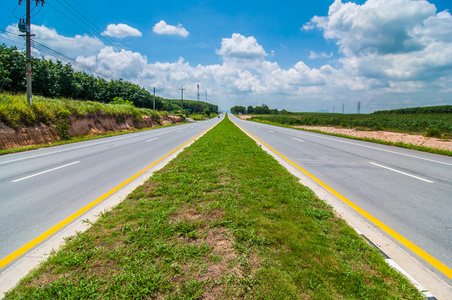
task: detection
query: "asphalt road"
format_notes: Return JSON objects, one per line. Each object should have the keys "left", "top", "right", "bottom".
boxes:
{"left": 0, "top": 116, "right": 222, "bottom": 264}
{"left": 229, "top": 114, "right": 452, "bottom": 279}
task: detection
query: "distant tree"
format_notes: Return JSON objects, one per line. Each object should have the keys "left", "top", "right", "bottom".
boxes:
{"left": 254, "top": 104, "right": 271, "bottom": 115}
{"left": 230, "top": 105, "right": 246, "bottom": 114}
{"left": 204, "top": 109, "right": 211, "bottom": 117}
{"left": 247, "top": 105, "right": 254, "bottom": 114}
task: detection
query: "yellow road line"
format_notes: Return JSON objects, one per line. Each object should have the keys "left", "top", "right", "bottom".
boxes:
{"left": 0, "top": 123, "right": 217, "bottom": 271}
{"left": 233, "top": 120, "right": 452, "bottom": 280}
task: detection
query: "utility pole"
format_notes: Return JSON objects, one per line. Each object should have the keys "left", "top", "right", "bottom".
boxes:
{"left": 205, "top": 90, "right": 207, "bottom": 102}
{"left": 153, "top": 87, "right": 156, "bottom": 111}
{"left": 196, "top": 84, "right": 200, "bottom": 115}
{"left": 357, "top": 101, "right": 361, "bottom": 114}
{"left": 179, "top": 87, "right": 185, "bottom": 112}
{"left": 342, "top": 103, "right": 345, "bottom": 114}
{"left": 197, "top": 84, "right": 200, "bottom": 102}
{"left": 18, "top": 0, "right": 39, "bottom": 105}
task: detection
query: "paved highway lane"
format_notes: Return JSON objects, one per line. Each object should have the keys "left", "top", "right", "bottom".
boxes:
{"left": 0, "top": 116, "right": 222, "bottom": 265}
{"left": 230, "top": 114, "right": 452, "bottom": 280}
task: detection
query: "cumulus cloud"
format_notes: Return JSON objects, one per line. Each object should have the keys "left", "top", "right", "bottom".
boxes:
{"left": 153, "top": 20, "right": 189, "bottom": 38}
{"left": 306, "top": 0, "right": 436, "bottom": 57}
{"left": 309, "top": 51, "right": 332, "bottom": 59}
{"left": 96, "top": 47, "right": 148, "bottom": 77}
{"left": 6, "top": 24, "right": 104, "bottom": 58}
{"left": 6, "top": 0, "right": 451, "bottom": 112}
{"left": 217, "top": 33, "right": 267, "bottom": 61}
{"left": 102, "top": 23, "right": 142, "bottom": 39}
{"left": 304, "top": 0, "right": 452, "bottom": 83}
{"left": 75, "top": 55, "right": 97, "bottom": 67}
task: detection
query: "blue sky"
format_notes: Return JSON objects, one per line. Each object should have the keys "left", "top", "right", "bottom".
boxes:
{"left": 1, "top": 0, "right": 452, "bottom": 112}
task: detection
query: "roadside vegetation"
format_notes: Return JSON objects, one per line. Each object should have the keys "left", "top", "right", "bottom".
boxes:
{"left": 1, "top": 43, "right": 218, "bottom": 114}
{"left": 249, "top": 110, "right": 452, "bottom": 138}
{"left": 0, "top": 93, "right": 162, "bottom": 129}
{"left": 5, "top": 115, "right": 421, "bottom": 299}
{"left": 231, "top": 103, "right": 452, "bottom": 138}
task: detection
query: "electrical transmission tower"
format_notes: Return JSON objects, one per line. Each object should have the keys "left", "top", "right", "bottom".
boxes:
{"left": 357, "top": 101, "right": 361, "bottom": 114}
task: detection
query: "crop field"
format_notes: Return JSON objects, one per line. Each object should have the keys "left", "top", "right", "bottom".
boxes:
{"left": 250, "top": 112, "right": 452, "bottom": 137}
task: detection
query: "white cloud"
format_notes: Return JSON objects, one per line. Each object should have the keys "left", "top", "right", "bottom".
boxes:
{"left": 6, "top": 24, "right": 104, "bottom": 58}
{"left": 75, "top": 55, "right": 97, "bottom": 67}
{"left": 217, "top": 33, "right": 267, "bottom": 61}
{"left": 102, "top": 23, "right": 142, "bottom": 39}
{"left": 309, "top": 51, "right": 332, "bottom": 59}
{"left": 96, "top": 47, "right": 148, "bottom": 77}
{"left": 307, "top": 0, "right": 436, "bottom": 57}
{"left": 5, "top": 0, "right": 452, "bottom": 113}
{"left": 304, "top": 0, "right": 452, "bottom": 83}
{"left": 153, "top": 20, "right": 189, "bottom": 38}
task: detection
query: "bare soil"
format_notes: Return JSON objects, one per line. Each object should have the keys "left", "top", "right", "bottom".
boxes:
{"left": 0, "top": 115, "right": 184, "bottom": 150}
{"left": 296, "top": 126, "right": 452, "bottom": 151}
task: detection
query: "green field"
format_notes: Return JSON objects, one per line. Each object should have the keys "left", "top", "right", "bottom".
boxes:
{"left": 249, "top": 112, "right": 452, "bottom": 138}
{"left": 4, "top": 115, "right": 421, "bottom": 299}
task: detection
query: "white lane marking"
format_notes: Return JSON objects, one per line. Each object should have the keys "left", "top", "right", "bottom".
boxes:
{"left": 12, "top": 161, "right": 80, "bottom": 183}
{"left": 146, "top": 137, "right": 159, "bottom": 142}
{"left": 292, "top": 137, "right": 304, "bottom": 142}
{"left": 268, "top": 127, "right": 452, "bottom": 167}
{"left": 269, "top": 130, "right": 274, "bottom": 133}
{"left": 370, "top": 162, "right": 434, "bottom": 183}
{"left": 0, "top": 125, "right": 191, "bottom": 166}
{"left": 177, "top": 130, "right": 183, "bottom": 133}
{"left": 0, "top": 133, "right": 152, "bottom": 166}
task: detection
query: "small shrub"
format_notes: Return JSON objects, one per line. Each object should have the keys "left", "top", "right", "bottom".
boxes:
{"left": 425, "top": 127, "right": 442, "bottom": 138}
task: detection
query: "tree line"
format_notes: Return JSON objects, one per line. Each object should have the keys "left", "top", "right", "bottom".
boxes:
{"left": 0, "top": 44, "right": 218, "bottom": 113}
{"left": 165, "top": 99, "right": 218, "bottom": 115}
{"left": 230, "top": 104, "right": 287, "bottom": 115}
{"left": 373, "top": 105, "right": 452, "bottom": 115}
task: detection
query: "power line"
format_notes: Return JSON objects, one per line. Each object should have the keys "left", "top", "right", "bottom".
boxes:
{"left": 31, "top": 40, "right": 116, "bottom": 80}
{"left": 44, "top": 0, "right": 152, "bottom": 77}
{"left": 1, "top": 28, "right": 117, "bottom": 81}
{"left": 46, "top": 0, "right": 160, "bottom": 80}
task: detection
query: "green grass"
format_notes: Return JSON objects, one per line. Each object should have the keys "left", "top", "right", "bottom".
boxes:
{"left": 4, "top": 115, "right": 422, "bottom": 299}
{"left": 0, "top": 92, "right": 161, "bottom": 128}
{"left": 250, "top": 113, "right": 452, "bottom": 137}
{"left": 0, "top": 92, "right": 183, "bottom": 155}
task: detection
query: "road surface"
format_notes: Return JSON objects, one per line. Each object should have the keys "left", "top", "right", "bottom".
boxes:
{"left": 230, "top": 113, "right": 452, "bottom": 282}
{"left": 0, "top": 116, "right": 222, "bottom": 266}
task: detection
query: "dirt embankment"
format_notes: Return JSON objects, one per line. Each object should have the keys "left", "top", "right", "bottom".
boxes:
{"left": 0, "top": 114, "right": 184, "bottom": 150}
{"left": 238, "top": 115, "right": 452, "bottom": 151}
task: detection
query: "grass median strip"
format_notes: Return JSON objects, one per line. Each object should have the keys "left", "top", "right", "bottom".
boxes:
{"left": 4, "top": 115, "right": 422, "bottom": 299}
